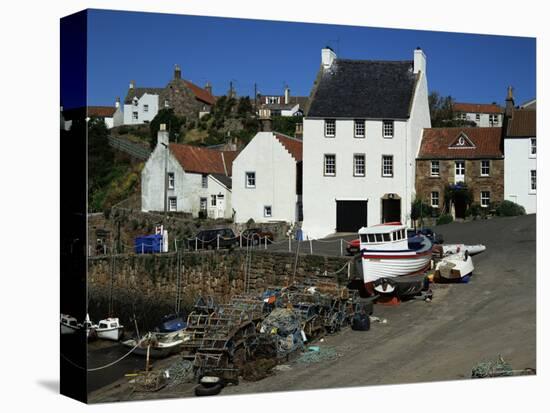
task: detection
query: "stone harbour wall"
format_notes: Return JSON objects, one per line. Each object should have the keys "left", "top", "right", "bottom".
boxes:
{"left": 88, "top": 250, "right": 354, "bottom": 330}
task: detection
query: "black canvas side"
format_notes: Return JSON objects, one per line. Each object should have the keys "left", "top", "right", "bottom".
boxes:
{"left": 60, "top": 9, "right": 88, "bottom": 404}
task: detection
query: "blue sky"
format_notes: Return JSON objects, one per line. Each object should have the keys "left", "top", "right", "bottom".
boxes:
{"left": 78, "top": 9, "right": 535, "bottom": 109}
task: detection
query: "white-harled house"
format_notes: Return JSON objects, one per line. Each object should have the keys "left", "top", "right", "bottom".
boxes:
{"left": 301, "top": 47, "right": 431, "bottom": 239}
{"left": 452, "top": 102, "right": 503, "bottom": 127}
{"left": 123, "top": 82, "right": 162, "bottom": 125}
{"left": 504, "top": 91, "right": 537, "bottom": 214}
{"left": 232, "top": 113, "right": 303, "bottom": 223}
{"left": 141, "top": 124, "right": 238, "bottom": 218}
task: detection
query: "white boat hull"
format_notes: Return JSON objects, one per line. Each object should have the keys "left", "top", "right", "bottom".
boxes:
{"left": 97, "top": 327, "right": 124, "bottom": 341}
{"left": 436, "top": 253, "right": 474, "bottom": 279}
{"left": 60, "top": 324, "right": 79, "bottom": 335}
{"left": 362, "top": 253, "right": 432, "bottom": 284}
{"left": 443, "top": 244, "right": 486, "bottom": 256}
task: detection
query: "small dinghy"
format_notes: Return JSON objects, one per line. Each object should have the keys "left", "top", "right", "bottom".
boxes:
{"left": 436, "top": 251, "right": 474, "bottom": 282}
{"left": 96, "top": 317, "right": 124, "bottom": 341}
{"left": 60, "top": 314, "right": 79, "bottom": 335}
{"left": 442, "top": 244, "right": 486, "bottom": 256}
{"left": 122, "top": 330, "right": 186, "bottom": 358}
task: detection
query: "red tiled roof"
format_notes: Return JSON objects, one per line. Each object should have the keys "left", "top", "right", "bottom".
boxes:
{"left": 452, "top": 102, "right": 503, "bottom": 114}
{"left": 275, "top": 133, "right": 303, "bottom": 162}
{"left": 169, "top": 144, "right": 238, "bottom": 175}
{"left": 184, "top": 80, "right": 216, "bottom": 105}
{"left": 507, "top": 109, "right": 536, "bottom": 137}
{"left": 418, "top": 127, "right": 503, "bottom": 159}
{"left": 88, "top": 106, "right": 117, "bottom": 117}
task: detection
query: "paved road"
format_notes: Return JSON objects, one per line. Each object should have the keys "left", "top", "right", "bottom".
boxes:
{"left": 222, "top": 214, "right": 536, "bottom": 394}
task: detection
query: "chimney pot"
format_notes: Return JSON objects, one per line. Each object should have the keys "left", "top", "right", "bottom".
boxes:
{"left": 129, "top": 80, "right": 135, "bottom": 89}
{"left": 322, "top": 47, "right": 337, "bottom": 70}
{"left": 157, "top": 124, "right": 169, "bottom": 146}
{"left": 174, "top": 64, "right": 181, "bottom": 80}
{"left": 413, "top": 48, "right": 427, "bottom": 74}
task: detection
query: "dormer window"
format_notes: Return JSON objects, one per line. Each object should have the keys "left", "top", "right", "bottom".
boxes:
{"left": 324, "top": 119, "right": 336, "bottom": 137}
{"left": 489, "top": 114, "right": 499, "bottom": 125}
{"left": 383, "top": 120, "right": 394, "bottom": 138}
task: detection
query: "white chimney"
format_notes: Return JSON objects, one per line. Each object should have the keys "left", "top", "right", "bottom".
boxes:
{"left": 284, "top": 86, "right": 290, "bottom": 104}
{"left": 158, "top": 123, "right": 169, "bottom": 146}
{"left": 322, "top": 47, "right": 337, "bottom": 70}
{"left": 115, "top": 97, "right": 120, "bottom": 109}
{"left": 413, "top": 47, "right": 426, "bottom": 74}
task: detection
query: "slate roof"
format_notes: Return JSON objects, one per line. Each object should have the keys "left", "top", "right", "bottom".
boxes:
{"left": 307, "top": 59, "right": 417, "bottom": 119}
{"left": 169, "top": 144, "right": 238, "bottom": 176}
{"left": 506, "top": 109, "right": 536, "bottom": 137}
{"left": 452, "top": 102, "right": 503, "bottom": 114}
{"left": 418, "top": 127, "right": 503, "bottom": 159}
{"left": 274, "top": 133, "right": 303, "bottom": 162}
{"left": 211, "top": 173, "right": 232, "bottom": 189}
{"left": 124, "top": 88, "right": 164, "bottom": 104}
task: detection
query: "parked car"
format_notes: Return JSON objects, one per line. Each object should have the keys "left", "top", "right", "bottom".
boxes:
{"left": 240, "top": 228, "right": 274, "bottom": 246}
{"left": 188, "top": 228, "right": 239, "bottom": 250}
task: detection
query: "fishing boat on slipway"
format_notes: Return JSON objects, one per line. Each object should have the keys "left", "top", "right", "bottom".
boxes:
{"left": 359, "top": 223, "right": 433, "bottom": 292}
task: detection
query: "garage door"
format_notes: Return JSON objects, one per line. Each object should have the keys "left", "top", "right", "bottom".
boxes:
{"left": 336, "top": 200, "right": 368, "bottom": 232}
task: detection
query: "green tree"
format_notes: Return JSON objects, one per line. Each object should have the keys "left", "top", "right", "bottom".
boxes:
{"left": 149, "top": 108, "right": 186, "bottom": 148}
{"left": 429, "top": 91, "right": 477, "bottom": 127}
{"left": 272, "top": 116, "right": 303, "bottom": 137}
{"left": 87, "top": 117, "right": 114, "bottom": 194}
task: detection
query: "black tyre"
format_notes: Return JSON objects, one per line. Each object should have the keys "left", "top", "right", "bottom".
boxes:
{"left": 195, "top": 383, "right": 223, "bottom": 396}
{"left": 199, "top": 375, "right": 224, "bottom": 388}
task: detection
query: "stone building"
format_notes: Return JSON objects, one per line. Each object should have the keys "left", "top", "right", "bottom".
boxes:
{"left": 123, "top": 65, "right": 215, "bottom": 125}
{"left": 416, "top": 127, "right": 504, "bottom": 218}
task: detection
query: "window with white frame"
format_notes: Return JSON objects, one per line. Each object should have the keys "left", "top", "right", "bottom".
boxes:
{"left": 143, "top": 104, "right": 149, "bottom": 112}
{"left": 480, "top": 191, "right": 490, "bottom": 207}
{"left": 480, "top": 160, "right": 490, "bottom": 177}
{"left": 382, "top": 120, "right": 394, "bottom": 138}
{"left": 325, "top": 119, "right": 336, "bottom": 137}
{"left": 431, "top": 191, "right": 440, "bottom": 208}
{"left": 455, "top": 160, "right": 465, "bottom": 177}
{"left": 354, "top": 154, "right": 366, "bottom": 176}
{"left": 200, "top": 197, "right": 207, "bottom": 211}
{"left": 210, "top": 194, "right": 217, "bottom": 206}
{"left": 430, "top": 160, "right": 440, "bottom": 177}
{"left": 354, "top": 120, "right": 365, "bottom": 138}
{"left": 475, "top": 113, "right": 480, "bottom": 122}
{"left": 164, "top": 100, "right": 169, "bottom": 108}
{"left": 382, "top": 155, "right": 393, "bottom": 177}
{"left": 245, "top": 172, "right": 256, "bottom": 188}
{"left": 264, "top": 205, "right": 272, "bottom": 217}
{"left": 132, "top": 111, "right": 138, "bottom": 120}
{"left": 168, "top": 172, "right": 175, "bottom": 189}
{"left": 324, "top": 154, "right": 336, "bottom": 176}
{"left": 201, "top": 174, "right": 208, "bottom": 188}
{"left": 530, "top": 170, "right": 536, "bottom": 192}
{"left": 531, "top": 138, "right": 536, "bottom": 156}
{"left": 168, "top": 197, "right": 177, "bottom": 211}
{"left": 489, "top": 114, "right": 499, "bottom": 125}
{"left": 133, "top": 97, "right": 138, "bottom": 106}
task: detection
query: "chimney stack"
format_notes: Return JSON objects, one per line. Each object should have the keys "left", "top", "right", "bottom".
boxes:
{"left": 505, "top": 86, "right": 515, "bottom": 117}
{"left": 174, "top": 64, "right": 181, "bottom": 80}
{"left": 259, "top": 108, "right": 272, "bottom": 132}
{"left": 321, "top": 47, "right": 337, "bottom": 70}
{"left": 115, "top": 96, "right": 120, "bottom": 109}
{"left": 205, "top": 81, "right": 212, "bottom": 95}
{"left": 284, "top": 85, "right": 290, "bottom": 105}
{"left": 413, "top": 47, "right": 426, "bottom": 74}
{"left": 129, "top": 80, "right": 135, "bottom": 89}
{"left": 158, "top": 123, "right": 169, "bottom": 146}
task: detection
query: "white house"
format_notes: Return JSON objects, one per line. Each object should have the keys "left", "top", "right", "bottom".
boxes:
{"left": 452, "top": 102, "right": 503, "bottom": 127}
{"left": 61, "top": 99, "right": 123, "bottom": 130}
{"left": 141, "top": 124, "right": 238, "bottom": 219}
{"left": 232, "top": 117, "right": 303, "bottom": 224}
{"left": 504, "top": 92, "right": 536, "bottom": 214}
{"left": 256, "top": 86, "right": 308, "bottom": 117}
{"left": 123, "top": 83, "right": 162, "bottom": 125}
{"left": 301, "top": 47, "right": 431, "bottom": 239}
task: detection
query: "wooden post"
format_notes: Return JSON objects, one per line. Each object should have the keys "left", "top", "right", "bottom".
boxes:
{"left": 309, "top": 239, "right": 313, "bottom": 255}
{"left": 264, "top": 236, "right": 267, "bottom": 250}
{"left": 146, "top": 343, "right": 151, "bottom": 372}
{"left": 288, "top": 235, "right": 291, "bottom": 252}
{"left": 217, "top": 234, "right": 220, "bottom": 250}
{"left": 340, "top": 239, "right": 343, "bottom": 256}
{"left": 195, "top": 238, "right": 198, "bottom": 251}
{"left": 240, "top": 233, "right": 242, "bottom": 248}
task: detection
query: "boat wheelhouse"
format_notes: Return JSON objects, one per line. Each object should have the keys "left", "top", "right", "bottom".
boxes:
{"left": 359, "top": 223, "right": 433, "bottom": 288}
{"left": 96, "top": 317, "right": 124, "bottom": 341}
{"left": 60, "top": 314, "right": 79, "bottom": 335}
